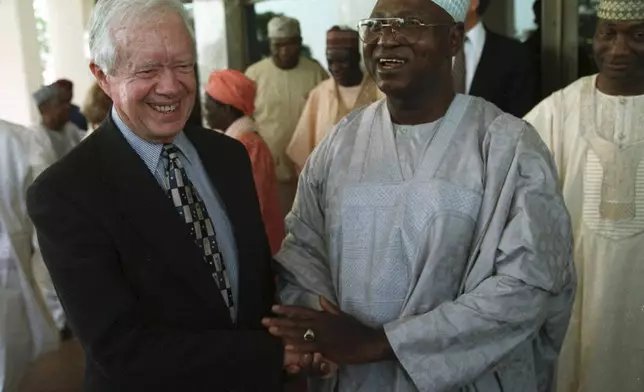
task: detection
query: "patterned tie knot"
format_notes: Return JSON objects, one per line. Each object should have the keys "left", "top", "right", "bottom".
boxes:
{"left": 162, "top": 143, "right": 180, "bottom": 156}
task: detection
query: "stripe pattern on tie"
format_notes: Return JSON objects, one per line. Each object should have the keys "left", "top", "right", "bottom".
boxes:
{"left": 162, "top": 143, "right": 235, "bottom": 320}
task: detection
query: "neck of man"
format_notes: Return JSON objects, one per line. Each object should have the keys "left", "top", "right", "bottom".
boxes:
{"left": 43, "top": 118, "right": 63, "bottom": 132}
{"left": 387, "top": 84, "right": 455, "bottom": 125}
{"left": 274, "top": 56, "right": 300, "bottom": 70}
{"left": 339, "top": 69, "right": 364, "bottom": 88}
{"left": 464, "top": 13, "right": 479, "bottom": 32}
{"left": 597, "top": 73, "right": 644, "bottom": 97}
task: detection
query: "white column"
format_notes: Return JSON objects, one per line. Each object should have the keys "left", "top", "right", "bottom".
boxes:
{"left": 46, "top": 0, "right": 95, "bottom": 106}
{"left": 193, "top": 0, "right": 230, "bottom": 119}
{"left": 0, "top": 0, "right": 44, "bottom": 126}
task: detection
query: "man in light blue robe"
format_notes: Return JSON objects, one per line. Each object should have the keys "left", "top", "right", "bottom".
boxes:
{"left": 262, "top": 0, "right": 576, "bottom": 390}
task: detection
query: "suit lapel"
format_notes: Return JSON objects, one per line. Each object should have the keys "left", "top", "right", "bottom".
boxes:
{"left": 469, "top": 29, "right": 496, "bottom": 97}
{"left": 95, "top": 118, "right": 232, "bottom": 321}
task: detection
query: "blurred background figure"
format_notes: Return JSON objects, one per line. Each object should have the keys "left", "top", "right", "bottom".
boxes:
{"left": 204, "top": 69, "right": 285, "bottom": 256}
{"left": 0, "top": 118, "right": 60, "bottom": 392}
{"left": 81, "top": 83, "right": 113, "bottom": 132}
{"left": 54, "top": 79, "right": 88, "bottom": 132}
{"left": 287, "top": 26, "right": 381, "bottom": 172}
{"left": 32, "top": 84, "right": 82, "bottom": 162}
{"left": 454, "top": 0, "right": 537, "bottom": 117}
{"left": 524, "top": 0, "right": 542, "bottom": 97}
{"left": 245, "top": 16, "right": 328, "bottom": 216}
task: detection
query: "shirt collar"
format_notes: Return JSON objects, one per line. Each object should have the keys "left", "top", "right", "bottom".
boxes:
{"left": 466, "top": 22, "right": 486, "bottom": 49}
{"left": 111, "top": 107, "right": 191, "bottom": 174}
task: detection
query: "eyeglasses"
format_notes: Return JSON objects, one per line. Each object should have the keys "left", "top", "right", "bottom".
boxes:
{"left": 357, "top": 18, "right": 453, "bottom": 45}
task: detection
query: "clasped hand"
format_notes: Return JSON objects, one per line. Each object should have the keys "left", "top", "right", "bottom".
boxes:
{"left": 262, "top": 296, "right": 392, "bottom": 378}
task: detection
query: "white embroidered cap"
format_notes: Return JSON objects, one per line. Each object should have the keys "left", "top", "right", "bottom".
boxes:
{"left": 432, "top": 0, "right": 469, "bottom": 23}
{"left": 598, "top": 0, "right": 644, "bottom": 21}
{"left": 268, "top": 16, "right": 301, "bottom": 39}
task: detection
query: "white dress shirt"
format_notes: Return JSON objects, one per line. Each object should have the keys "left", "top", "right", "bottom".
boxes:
{"left": 464, "top": 22, "right": 487, "bottom": 94}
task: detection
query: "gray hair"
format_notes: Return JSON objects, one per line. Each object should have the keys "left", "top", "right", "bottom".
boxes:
{"left": 88, "top": 0, "right": 195, "bottom": 75}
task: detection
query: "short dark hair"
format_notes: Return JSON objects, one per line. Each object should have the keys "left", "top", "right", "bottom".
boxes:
{"left": 477, "top": 0, "right": 492, "bottom": 16}
{"left": 55, "top": 79, "right": 73, "bottom": 90}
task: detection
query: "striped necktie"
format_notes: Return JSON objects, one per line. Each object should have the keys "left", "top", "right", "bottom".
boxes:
{"left": 452, "top": 38, "right": 467, "bottom": 94}
{"left": 162, "top": 143, "right": 235, "bottom": 320}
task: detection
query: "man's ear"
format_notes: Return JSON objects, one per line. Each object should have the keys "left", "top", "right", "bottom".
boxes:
{"left": 89, "top": 62, "right": 112, "bottom": 99}
{"left": 469, "top": 0, "right": 480, "bottom": 13}
{"left": 449, "top": 23, "right": 465, "bottom": 57}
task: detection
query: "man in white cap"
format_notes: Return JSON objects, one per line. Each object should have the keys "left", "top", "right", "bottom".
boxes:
{"left": 262, "top": 0, "right": 576, "bottom": 390}
{"left": 525, "top": 1, "right": 644, "bottom": 391}
{"left": 245, "top": 16, "right": 328, "bottom": 216}
{"left": 32, "top": 84, "right": 83, "bottom": 161}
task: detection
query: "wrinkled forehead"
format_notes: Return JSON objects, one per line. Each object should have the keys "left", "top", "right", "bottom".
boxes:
{"left": 270, "top": 37, "right": 300, "bottom": 46}
{"left": 326, "top": 48, "right": 354, "bottom": 58}
{"left": 597, "top": 18, "right": 644, "bottom": 29}
{"left": 112, "top": 14, "right": 195, "bottom": 70}
{"left": 371, "top": 0, "right": 449, "bottom": 22}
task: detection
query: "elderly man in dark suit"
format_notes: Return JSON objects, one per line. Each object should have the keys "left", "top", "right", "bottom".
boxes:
{"left": 26, "top": 0, "right": 306, "bottom": 390}
{"left": 452, "top": 0, "right": 537, "bottom": 117}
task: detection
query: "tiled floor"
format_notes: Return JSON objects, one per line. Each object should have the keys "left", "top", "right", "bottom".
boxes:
{"left": 17, "top": 339, "right": 308, "bottom": 391}
{"left": 19, "top": 340, "right": 85, "bottom": 392}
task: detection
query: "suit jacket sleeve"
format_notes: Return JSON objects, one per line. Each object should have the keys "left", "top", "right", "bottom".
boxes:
{"left": 503, "top": 44, "right": 538, "bottom": 118}
{"left": 27, "top": 174, "right": 285, "bottom": 391}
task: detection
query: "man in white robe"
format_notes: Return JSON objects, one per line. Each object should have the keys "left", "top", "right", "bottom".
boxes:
{"left": 32, "top": 84, "right": 83, "bottom": 161}
{"left": 0, "top": 119, "right": 60, "bottom": 391}
{"left": 262, "top": 0, "right": 576, "bottom": 391}
{"left": 30, "top": 85, "right": 75, "bottom": 333}
{"left": 524, "top": 1, "right": 644, "bottom": 391}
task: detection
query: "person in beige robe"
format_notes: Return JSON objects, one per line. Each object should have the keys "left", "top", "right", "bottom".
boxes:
{"left": 245, "top": 16, "right": 328, "bottom": 215}
{"left": 287, "top": 27, "right": 382, "bottom": 172}
{"left": 524, "top": 1, "right": 644, "bottom": 391}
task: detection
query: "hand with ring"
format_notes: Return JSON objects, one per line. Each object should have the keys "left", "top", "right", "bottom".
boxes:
{"left": 262, "top": 296, "right": 394, "bottom": 365}
{"left": 303, "top": 328, "right": 316, "bottom": 342}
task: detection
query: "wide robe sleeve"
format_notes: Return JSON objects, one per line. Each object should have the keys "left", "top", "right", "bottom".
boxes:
{"left": 276, "top": 118, "right": 349, "bottom": 311}
{"left": 384, "top": 124, "right": 576, "bottom": 391}
{"left": 524, "top": 93, "right": 567, "bottom": 182}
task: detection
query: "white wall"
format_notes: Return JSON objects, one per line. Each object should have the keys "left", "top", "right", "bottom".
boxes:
{"left": 194, "top": 0, "right": 229, "bottom": 102}
{"left": 337, "top": 0, "right": 377, "bottom": 30}
{"left": 0, "top": 0, "right": 43, "bottom": 126}
{"left": 514, "top": 0, "right": 538, "bottom": 41}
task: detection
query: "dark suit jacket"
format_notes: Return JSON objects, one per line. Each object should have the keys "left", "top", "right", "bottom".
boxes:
{"left": 69, "top": 104, "right": 88, "bottom": 131}
{"left": 469, "top": 28, "right": 538, "bottom": 118}
{"left": 27, "top": 116, "right": 284, "bottom": 392}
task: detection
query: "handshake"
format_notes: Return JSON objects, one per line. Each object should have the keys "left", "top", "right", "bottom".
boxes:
{"left": 262, "top": 296, "right": 393, "bottom": 380}
{"left": 283, "top": 350, "right": 338, "bottom": 379}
